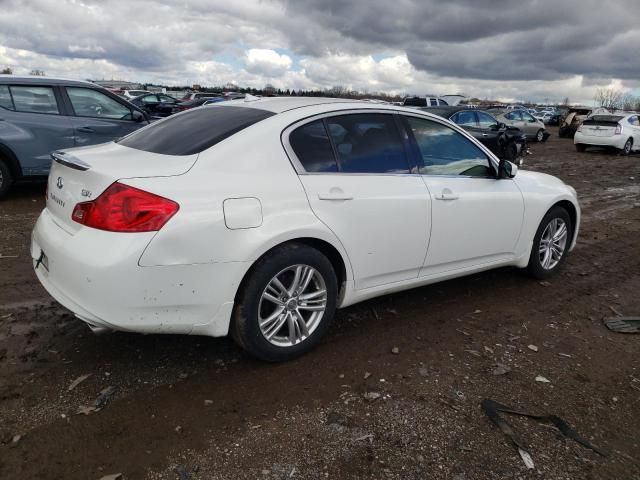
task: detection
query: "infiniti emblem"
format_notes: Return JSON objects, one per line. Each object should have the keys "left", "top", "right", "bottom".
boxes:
{"left": 56, "top": 177, "right": 63, "bottom": 189}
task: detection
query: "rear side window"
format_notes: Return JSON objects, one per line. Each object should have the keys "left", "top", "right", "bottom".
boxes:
{"left": 119, "top": 105, "right": 275, "bottom": 155}
{"left": 629, "top": 116, "right": 640, "bottom": 126}
{"left": 10, "top": 86, "right": 59, "bottom": 114}
{"left": 289, "top": 120, "right": 338, "bottom": 172}
{"left": 325, "top": 113, "right": 409, "bottom": 174}
{"left": 0, "top": 85, "right": 13, "bottom": 110}
{"left": 429, "top": 98, "right": 438, "bottom": 106}
{"left": 452, "top": 111, "right": 476, "bottom": 127}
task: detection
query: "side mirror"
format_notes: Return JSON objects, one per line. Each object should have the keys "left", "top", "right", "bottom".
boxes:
{"left": 132, "top": 110, "right": 145, "bottom": 122}
{"left": 498, "top": 122, "right": 507, "bottom": 129}
{"left": 498, "top": 159, "right": 518, "bottom": 179}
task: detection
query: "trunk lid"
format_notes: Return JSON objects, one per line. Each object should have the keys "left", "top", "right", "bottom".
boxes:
{"left": 46, "top": 142, "right": 197, "bottom": 234}
{"left": 581, "top": 115, "right": 623, "bottom": 137}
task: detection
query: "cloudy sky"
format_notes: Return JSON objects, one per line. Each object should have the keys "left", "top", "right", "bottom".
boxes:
{"left": 0, "top": 0, "right": 638, "bottom": 103}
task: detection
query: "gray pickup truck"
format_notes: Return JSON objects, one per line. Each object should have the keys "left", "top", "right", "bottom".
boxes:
{"left": 0, "top": 75, "right": 150, "bottom": 197}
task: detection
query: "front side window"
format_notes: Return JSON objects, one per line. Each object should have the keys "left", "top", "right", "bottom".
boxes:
{"left": 405, "top": 116, "right": 493, "bottom": 177}
{"left": 67, "top": 87, "right": 132, "bottom": 120}
{"left": 10, "top": 86, "right": 59, "bottom": 114}
{"left": 523, "top": 113, "right": 536, "bottom": 122}
{"left": 140, "top": 95, "right": 159, "bottom": 103}
{"left": 477, "top": 111, "right": 498, "bottom": 129}
{"left": 0, "top": 85, "right": 13, "bottom": 110}
{"left": 325, "top": 113, "right": 410, "bottom": 174}
{"left": 158, "top": 95, "right": 176, "bottom": 103}
{"left": 289, "top": 120, "right": 338, "bottom": 172}
{"left": 628, "top": 116, "right": 639, "bottom": 126}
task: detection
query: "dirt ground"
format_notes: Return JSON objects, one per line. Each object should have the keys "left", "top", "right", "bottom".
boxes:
{"left": 1, "top": 128, "right": 639, "bottom": 480}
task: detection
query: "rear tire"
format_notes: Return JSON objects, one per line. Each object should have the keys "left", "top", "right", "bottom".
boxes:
{"left": 526, "top": 206, "right": 572, "bottom": 280}
{"left": 575, "top": 143, "right": 586, "bottom": 152}
{"left": 621, "top": 138, "right": 633, "bottom": 156}
{"left": 0, "top": 159, "right": 14, "bottom": 199}
{"left": 535, "top": 129, "right": 545, "bottom": 142}
{"left": 231, "top": 243, "right": 338, "bottom": 362}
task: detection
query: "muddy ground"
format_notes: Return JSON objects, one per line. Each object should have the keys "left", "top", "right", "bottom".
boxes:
{"left": 1, "top": 129, "right": 639, "bottom": 480}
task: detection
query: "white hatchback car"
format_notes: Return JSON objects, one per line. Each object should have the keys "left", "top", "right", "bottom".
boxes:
{"left": 32, "top": 98, "right": 580, "bottom": 361}
{"left": 574, "top": 113, "right": 640, "bottom": 155}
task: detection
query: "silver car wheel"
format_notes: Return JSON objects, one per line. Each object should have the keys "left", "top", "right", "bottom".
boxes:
{"left": 258, "top": 264, "right": 328, "bottom": 347}
{"left": 538, "top": 218, "right": 568, "bottom": 270}
{"left": 624, "top": 139, "right": 632, "bottom": 155}
{"left": 536, "top": 129, "right": 544, "bottom": 142}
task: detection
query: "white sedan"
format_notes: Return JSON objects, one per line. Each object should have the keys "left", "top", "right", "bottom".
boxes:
{"left": 574, "top": 113, "right": 640, "bottom": 155}
{"left": 32, "top": 98, "right": 580, "bottom": 361}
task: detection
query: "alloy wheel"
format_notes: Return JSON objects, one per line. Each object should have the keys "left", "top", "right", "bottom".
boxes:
{"left": 536, "top": 130, "right": 544, "bottom": 142}
{"left": 258, "top": 264, "right": 328, "bottom": 347}
{"left": 624, "top": 139, "right": 632, "bottom": 155}
{"left": 538, "top": 218, "right": 568, "bottom": 270}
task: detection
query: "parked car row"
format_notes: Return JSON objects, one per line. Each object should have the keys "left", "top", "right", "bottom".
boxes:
{"left": 420, "top": 107, "right": 529, "bottom": 163}
{"left": 0, "top": 75, "right": 151, "bottom": 197}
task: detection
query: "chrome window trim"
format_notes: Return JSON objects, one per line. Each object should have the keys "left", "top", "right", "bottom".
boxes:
{"left": 281, "top": 107, "right": 501, "bottom": 179}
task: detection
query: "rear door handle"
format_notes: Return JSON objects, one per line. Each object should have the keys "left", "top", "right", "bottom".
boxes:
{"left": 481, "top": 133, "right": 488, "bottom": 137}
{"left": 77, "top": 126, "right": 95, "bottom": 133}
{"left": 318, "top": 192, "right": 353, "bottom": 201}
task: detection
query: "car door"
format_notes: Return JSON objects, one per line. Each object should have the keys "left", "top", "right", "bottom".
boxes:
{"left": 476, "top": 111, "right": 501, "bottom": 152}
{"left": 286, "top": 113, "right": 432, "bottom": 290}
{"left": 521, "top": 112, "right": 540, "bottom": 136}
{"left": 399, "top": 114, "right": 524, "bottom": 276}
{"left": 62, "top": 86, "right": 147, "bottom": 146}
{"left": 0, "top": 84, "right": 75, "bottom": 175}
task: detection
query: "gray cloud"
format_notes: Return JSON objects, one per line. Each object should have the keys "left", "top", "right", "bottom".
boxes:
{"left": 0, "top": 0, "right": 638, "bottom": 102}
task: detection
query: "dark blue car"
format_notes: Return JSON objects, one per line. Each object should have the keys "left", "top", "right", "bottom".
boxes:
{"left": 0, "top": 75, "right": 150, "bottom": 197}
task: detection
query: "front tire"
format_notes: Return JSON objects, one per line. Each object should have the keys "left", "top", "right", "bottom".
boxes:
{"left": 621, "top": 138, "right": 633, "bottom": 156}
{"left": 0, "top": 159, "right": 14, "bottom": 199}
{"left": 231, "top": 243, "right": 338, "bottom": 362}
{"left": 527, "top": 206, "right": 572, "bottom": 279}
{"left": 535, "top": 129, "right": 545, "bottom": 142}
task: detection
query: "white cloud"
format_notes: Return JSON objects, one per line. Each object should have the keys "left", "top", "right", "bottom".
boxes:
{"left": 244, "top": 49, "right": 292, "bottom": 77}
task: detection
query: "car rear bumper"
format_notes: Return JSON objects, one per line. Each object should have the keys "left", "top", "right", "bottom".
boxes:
{"left": 574, "top": 132, "right": 626, "bottom": 149}
{"left": 31, "top": 208, "right": 244, "bottom": 337}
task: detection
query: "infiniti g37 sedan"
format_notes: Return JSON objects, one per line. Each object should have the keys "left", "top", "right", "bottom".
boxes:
{"left": 32, "top": 98, "right": 580, "bottom": 361}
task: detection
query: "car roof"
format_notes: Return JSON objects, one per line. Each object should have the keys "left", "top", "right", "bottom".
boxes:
{"left": 0, "top": 74, "right": 98, "bottom": 87}
{"left": 415, "top": 106, "right": 478, "bottom": 118}
{"left": 219, "top": 96, "right": 369, "bottom": 114}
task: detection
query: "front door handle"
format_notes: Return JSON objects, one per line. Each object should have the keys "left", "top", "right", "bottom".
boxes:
{"left": 77, "top": 126, "right": 95, "bottom": 133}
{"left": 436, "top": 189, "right": 459, "bottom": 201}
{"left": 318, "top": 191, "right": 353, "bottom": 201}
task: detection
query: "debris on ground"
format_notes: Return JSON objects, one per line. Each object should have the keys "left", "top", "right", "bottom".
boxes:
{"left": 67, "top": 373, "right": 92, "bottom": 391}
{"left": 492, "top": 364, "right": 511, "bottom": 376}
{"left": 603, "top": 317, "right": 640, "bottom": 333}
{"left": 363, "top": 392, "right": 381, "bottom": 402}
{"left": 391, "top": 346, "right": 400, "bottom": 354}
{"left": 535, "top": 375, "right": 551, "bottom": 383}
{"left": 76, "top": 386, "right": 117, "bottom": 415}
{"left": 481, "top": 398, "right": 607, "bottom": 469}
{"left": 528, "top": 344, "right": 539, "bottom": 352}
{"left": 98, "top": 475, "right": 122, "bottom": 480}
{"left": 175, "top": 464, "right": 192, "bottom": 480}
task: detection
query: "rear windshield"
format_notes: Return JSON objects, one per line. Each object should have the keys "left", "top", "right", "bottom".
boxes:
{"left": 583, "top": 115, "right": 623, "bottom": 125}
{"left": 118, "top": 105, "right": 275, "bottom": 155}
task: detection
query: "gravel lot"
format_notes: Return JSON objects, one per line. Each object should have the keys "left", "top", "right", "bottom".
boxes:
{"left": 1, "top": 128, "right": 639, "bottom": 479}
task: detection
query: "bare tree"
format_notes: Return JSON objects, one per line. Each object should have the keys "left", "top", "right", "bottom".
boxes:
{"left": 562, "top": 97, "right": 570, "bottom": 106}
{"left": 29, "top": 69, "right": 46, "bottom": 76}
{"left": 594, "top": 88, "right": 625, "bottom": 110}
{"left": 1, "top": 67, "right": 12, "bottom": 74}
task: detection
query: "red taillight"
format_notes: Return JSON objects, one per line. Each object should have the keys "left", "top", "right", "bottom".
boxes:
{"left": 71, "top": 182, "right": 179, "bottom": 232}
{"left": 615, "top": 124, "right": 622, "bottom": 135}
